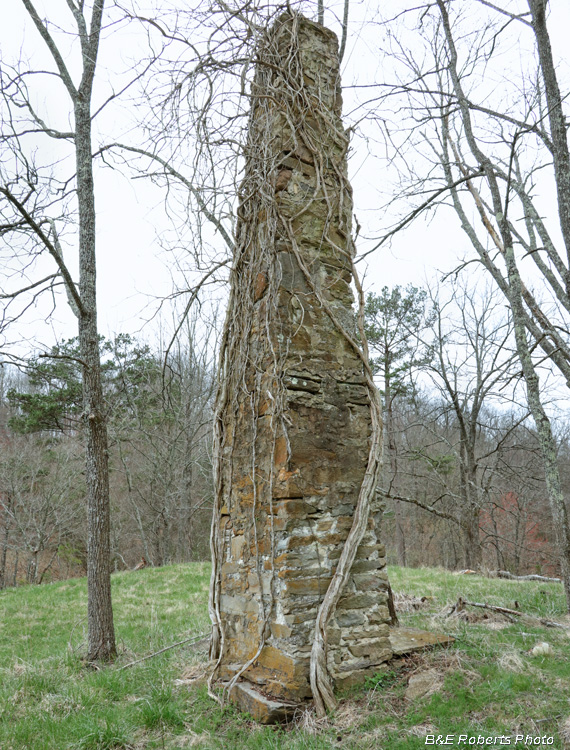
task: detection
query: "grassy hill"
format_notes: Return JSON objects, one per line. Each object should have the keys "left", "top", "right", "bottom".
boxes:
{"left": 1, "top": 564, "right": 569, "bottom": 749}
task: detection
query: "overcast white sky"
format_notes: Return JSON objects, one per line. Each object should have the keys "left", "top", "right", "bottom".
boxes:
{"left": 1, "top": 0, "right": 570, "bottom": 357}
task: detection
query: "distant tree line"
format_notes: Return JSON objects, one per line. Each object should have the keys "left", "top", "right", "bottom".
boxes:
{"left": 367, "top": 280, "right": 567, "bottom": 577}
{"left": 1, "top": 279, "right": 567, "bottom": 590}
{"left": 0, "top": 330, "right": 215, "bottom": 589}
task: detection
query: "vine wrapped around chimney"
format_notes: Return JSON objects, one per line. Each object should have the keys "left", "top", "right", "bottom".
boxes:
{"left": 208, "top": 12, "right": 393, "bottom": 720}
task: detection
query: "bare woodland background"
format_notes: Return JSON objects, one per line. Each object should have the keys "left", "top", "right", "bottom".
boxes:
{"left": 1, "top": 0, "right": 570, "bottom": 619}
{"left": 2, "top": 277, "right": 567, "bottom": 585}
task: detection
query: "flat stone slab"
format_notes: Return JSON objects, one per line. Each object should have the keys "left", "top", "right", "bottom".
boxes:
{"left": 226, "top": 627, "right": 453, "bottom": 724}
{"left": 228, "top": 681, "right": 301, "bottom": 724}
{"left": 389, "top": 626, "right": 454, "bottom": 656}
{"left": 405, "top": 668, "right": 444, "bottom": 701}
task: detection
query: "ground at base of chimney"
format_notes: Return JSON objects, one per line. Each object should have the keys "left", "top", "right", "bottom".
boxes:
{"left": 226, "top": 626, "right": 454, "bottom": 724}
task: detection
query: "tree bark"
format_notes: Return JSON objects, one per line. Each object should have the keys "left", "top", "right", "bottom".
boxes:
{"left": 528, "top": 0, "right": 570, "bottom": 271}
{"left": 76, "top": 98, "right": 116, "bottom": 660}
{"left": 461, "top": 502, "right": 482, "bottom": 570}
{"left": 70, "top": 0, "right": 116, "bottom": 660}
{"left": 0, "top": 497, "right": 11, "bottom": 590}
{"left": 461, "top": 449, "right": 482, "bottom": 570}
{"left": 385, "top": 370, "right": 406, "bottom": 566}
{"left": 12, "top": 549, "right": 18, "bottom": 588}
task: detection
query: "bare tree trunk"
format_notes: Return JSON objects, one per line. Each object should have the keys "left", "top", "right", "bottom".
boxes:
{"left": 0, "top": 499, "right": 11, "bottom": 590}
{"left": 339, "top": 0, "right": 350, "bottom": 63}
{"left": 38, "top": 546, "right": 60, "bottom": 584}
{"left": 12, "top": 549, "right": 18, "bottom": 587}
{"left": 385, "top": 384, "right": 406, "bottom": 566}
{"left": 118, "top": 446, "right": 152, "bottom": 564}
{"left": 27, "top": 549, "right": 38, "bottom": 584}
{"left": 528, "top": 0, "right": 570, "bottom": 266}
{"left": 491, "top": 513, "right": 503, "bottom": 571}
{"left": 179, "top": 411, "right": 194, "bottom": 561}
{"left": 461, "top": 453, "right": 482, "bottom": 570}
{"left": 75, "top": 97, "right": 116, "bottom": 660}
{"left": 13, "top": 0, "right": 115, "bottom": 660}
{"left": 461, "top": 503, "right": 482, "bottom": 570}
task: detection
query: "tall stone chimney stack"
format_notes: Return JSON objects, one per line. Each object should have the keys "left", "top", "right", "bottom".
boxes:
{"left": 209, "top": 13, "right": 392, "bottom": 721}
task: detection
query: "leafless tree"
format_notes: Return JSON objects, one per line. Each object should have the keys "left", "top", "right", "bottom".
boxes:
{"left": 378, "top": 277, "right": 530, "bottom": 569}
{"left": 364, "top": 0, "right": 570, "bottom": 608}
{"left": 424, "top": 278, "right": 521, "bottom": 568}
{"left": 0, "top": 434, "right": 84, "bottom": 585}
{"left": 110, "top": 319, "right": 217, "bottom": 567}
{"left": 0, "top": 0, "right": 118, "bottom": 659}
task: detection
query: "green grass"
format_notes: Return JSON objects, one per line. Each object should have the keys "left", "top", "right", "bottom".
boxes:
{"left": 1, "top": 564, "right": 569, "bottom": 748}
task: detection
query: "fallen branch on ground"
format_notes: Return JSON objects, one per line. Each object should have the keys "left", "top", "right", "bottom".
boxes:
{"left": 116, "top": 633, "right": 210, "bottom": 671}
{"left": 447, "top": 597, "right": 569, "bottom": 629}
{"left": 495, "top": 570, "right": 562, "bottom": 584}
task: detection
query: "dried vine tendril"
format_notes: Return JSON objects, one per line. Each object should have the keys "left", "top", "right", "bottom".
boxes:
{"left": 208, "top": 11, "right": 383, "bottom": 718}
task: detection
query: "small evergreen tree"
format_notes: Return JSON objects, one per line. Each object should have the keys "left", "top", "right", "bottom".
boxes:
{"left": 364, "top": 285, "right": 433, "bottom": 565}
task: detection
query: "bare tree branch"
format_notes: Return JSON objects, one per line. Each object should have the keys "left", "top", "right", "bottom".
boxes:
{"left": 0, "top": 187, "right": 84, "bottom": 316}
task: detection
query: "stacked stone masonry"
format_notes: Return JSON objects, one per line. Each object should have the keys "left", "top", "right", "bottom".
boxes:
{"left": 215, "top": 13, "right": 392, "bottom": 705}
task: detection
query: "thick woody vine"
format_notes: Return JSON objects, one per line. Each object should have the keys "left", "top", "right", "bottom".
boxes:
{"left": 208, "top": 12, "right": 383, "bottom": 718}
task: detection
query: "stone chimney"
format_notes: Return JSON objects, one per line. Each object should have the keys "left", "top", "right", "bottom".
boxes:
{"left": 210, "top": 12, "right": 392, "bottom": 721}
